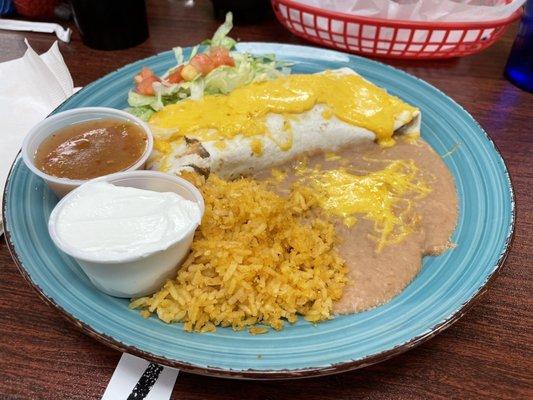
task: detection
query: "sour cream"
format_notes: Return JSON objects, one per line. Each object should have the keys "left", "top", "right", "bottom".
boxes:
{"left": 51, "top": 181, "right": 202, "bottom": 262}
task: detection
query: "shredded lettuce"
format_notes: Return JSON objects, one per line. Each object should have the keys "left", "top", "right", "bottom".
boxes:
{"left": 190, "top": 79, "right": 205, "bottom": 100}
{"left": 204, "top": 53, "right": 286, "bottom": 95}
{"left": 128, "top": 91, "right": 156, "bottom": 108}
{"left": 188, "top": 45, "right": 200, "bottom": 61}
{"left": 173, "top": 47, "right": 184, "bottom": 65}
{"left": 127, "top": 12, "right": 290, "bottom": 121}
{"left": 204, "top": 12, "right": 236, "bottom": 50}
{"left": 127, "top": 105, "right": 155, "bottom": 121}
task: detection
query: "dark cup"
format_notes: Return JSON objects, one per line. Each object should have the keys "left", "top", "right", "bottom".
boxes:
{"left": 210, "top": 0, "right": 273, "bottom": 23}
{"left": 70, "top": 0, "right": 149, "bottom": 50}
{"left": 504, "top": 0, "right": 533, "bottom": 92}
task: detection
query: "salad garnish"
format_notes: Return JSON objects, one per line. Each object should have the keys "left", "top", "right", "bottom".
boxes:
{"left": 128, "top": 13, "right": 290, "bottom": 121}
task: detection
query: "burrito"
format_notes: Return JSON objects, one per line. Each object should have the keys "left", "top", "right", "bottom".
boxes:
{"left": 148, "top": 68, "right": 420, "bottom": 179}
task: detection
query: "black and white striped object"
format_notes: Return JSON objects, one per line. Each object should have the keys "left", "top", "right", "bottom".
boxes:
{"left": 101, "top": 353, "right": 179, "bottom": 400}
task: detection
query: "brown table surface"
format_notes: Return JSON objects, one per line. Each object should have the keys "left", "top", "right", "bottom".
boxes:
{"left": 1, "top": 1, "right": 532, "bottom": 399}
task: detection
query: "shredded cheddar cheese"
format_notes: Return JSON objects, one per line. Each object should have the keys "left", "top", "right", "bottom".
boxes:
{"left": 295, "top": 160, "right": 432, "bottom": 251}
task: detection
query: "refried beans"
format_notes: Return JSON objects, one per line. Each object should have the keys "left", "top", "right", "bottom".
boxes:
{"left": 259, "top": 137, "right": 458, "bottom": 315}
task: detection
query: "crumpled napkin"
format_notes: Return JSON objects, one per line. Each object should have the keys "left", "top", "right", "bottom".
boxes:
{"left": 0, "top": 40, "right": 75, "bottom": 235}
{"left": 294, "top": 0, "right": 525, "bottom": 22}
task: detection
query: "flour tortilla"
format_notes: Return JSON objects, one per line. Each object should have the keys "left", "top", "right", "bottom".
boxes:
{"left": 148, "top": 68, "right": 421, "bottom": 179}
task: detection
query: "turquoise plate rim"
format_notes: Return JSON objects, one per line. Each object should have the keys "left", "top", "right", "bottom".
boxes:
{"left": 2, "top": 43, "right": 515, "bottom": 379}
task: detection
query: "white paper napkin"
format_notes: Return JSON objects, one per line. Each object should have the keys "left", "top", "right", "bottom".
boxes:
{"left": 102, "top": 354, "right": 179, "bottom": 400}
{"left": 0, "top": 40, "right": 74, "bottom": 235}
{"left": 294, "top": 0, "right": 526, "bottom": 22}
{"left": 0, "top": 43, "right": 179, "bottom": 399}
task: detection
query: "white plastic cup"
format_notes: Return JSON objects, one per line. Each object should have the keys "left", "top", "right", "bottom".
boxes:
{"left": 22, "top": 107, "right": 153, "bottom": 198}
{"left": 48, "top": 170, "right": 205, "bottom": 298}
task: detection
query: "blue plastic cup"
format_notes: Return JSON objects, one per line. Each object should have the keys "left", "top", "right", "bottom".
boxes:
{"left": 0, "top": 0, "right": 14, "bottom": 16}
{"left": 505, "top": 0, "right": 533, "bottom": 92}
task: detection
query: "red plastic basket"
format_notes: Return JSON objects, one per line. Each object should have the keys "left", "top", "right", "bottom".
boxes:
{"left": 271, "top": 0, "right": 522, "bottom": 59}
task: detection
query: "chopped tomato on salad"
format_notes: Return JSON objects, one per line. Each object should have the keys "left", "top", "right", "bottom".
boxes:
{"left": 134, "top": 47, "right": 235, "bottom": 94}
{"left": 127, "top": 13, "right": 290, "bottom": 121}
{"left": 134, "top": 67, "right": 161, "bottom": 96}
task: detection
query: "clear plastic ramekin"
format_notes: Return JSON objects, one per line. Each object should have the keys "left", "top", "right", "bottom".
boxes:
{"left": 48, "top": 170, "right": 205, "bottom": 298}
{"left": 22, "top": 107, "right": 154, "bottom": 198}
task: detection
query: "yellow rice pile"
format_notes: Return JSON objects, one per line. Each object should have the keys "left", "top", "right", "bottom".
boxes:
{"left": 130, "top": 175, "right": 346, "bottom": 333}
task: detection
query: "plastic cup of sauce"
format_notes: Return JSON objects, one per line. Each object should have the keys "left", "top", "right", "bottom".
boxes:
{"left": 23, "top": 108, "right": 205, "bottom": 298}
{"left": 48, "top": 170, "right": 204, "bottom": 298}
{"left": 22, "top": 107, "right": 153, "bottom": 197}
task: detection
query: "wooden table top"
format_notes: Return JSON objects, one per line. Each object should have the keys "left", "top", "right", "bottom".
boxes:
{"left": 1, "top": 0, "right": 532, "bottom": 398}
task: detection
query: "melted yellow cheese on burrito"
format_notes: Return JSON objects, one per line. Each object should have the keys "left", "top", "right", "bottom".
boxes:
{"left": 151, "top": 71, "right": 417, "bottom": 146}
{"left": 148, "top": 68, "right": 421, "bottom": 179}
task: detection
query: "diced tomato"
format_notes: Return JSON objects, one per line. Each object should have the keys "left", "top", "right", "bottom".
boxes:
{"left": 140, "top": 67, "right": 154, "bottom": 79}
{"left": 135, "top": 75, "right": 160, "bottom": 96}
{"left": 166, "top": 65, "right": 184, "bottom": 84}
{"left": 189, "top": 53, "right": 216, "bottom": 76}
{"left": 134, "top": 67, "right": 161, "bottom": 95}
{"left": 209, "top": 47, "right": 235, "bottom": 67}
